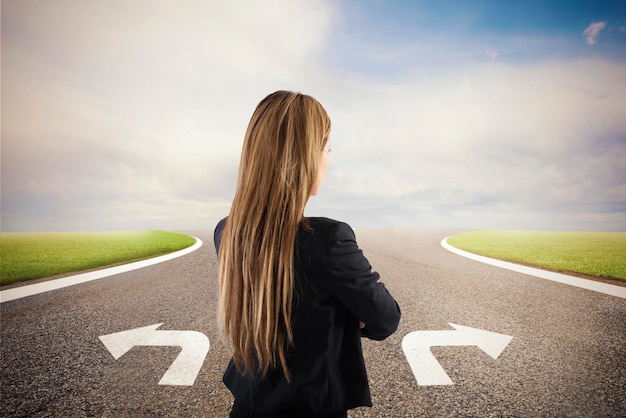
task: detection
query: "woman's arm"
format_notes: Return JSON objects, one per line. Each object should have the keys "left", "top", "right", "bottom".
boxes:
{"left": 327, "top": 222, "right": 401, "bottom": 340}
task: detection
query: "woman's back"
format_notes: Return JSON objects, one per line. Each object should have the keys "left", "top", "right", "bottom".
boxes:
{"left": 215, "top": 217, "right": 400, "bottom": 414}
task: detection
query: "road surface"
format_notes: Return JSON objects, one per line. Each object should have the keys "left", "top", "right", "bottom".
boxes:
{"left": 1, "top": 229, "right": 624, "bottom": 417}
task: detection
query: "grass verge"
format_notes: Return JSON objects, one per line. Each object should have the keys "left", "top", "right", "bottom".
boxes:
{"left": 0, "top": 230, "right": 196, "bottom": 286}
{"left": 447, "top": 230, "right": 626, "bottom": 281}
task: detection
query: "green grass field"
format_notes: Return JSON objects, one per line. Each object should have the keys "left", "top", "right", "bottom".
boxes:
{"left": 447, "top": 230, "right": 626, "bottom": 281}
{"left": 0, "top": 231, "right": 196, "bottom": 286}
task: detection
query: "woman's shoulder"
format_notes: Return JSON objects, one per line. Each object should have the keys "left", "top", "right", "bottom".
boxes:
{"left": 214, "top": 217, "right": 228, "bottom": 251}
{"left": 215, "top": 217, "right": 227, "bottom": 231}
{"left": 303, "top": 217, "right": 357, "bottom": 240}
{"left": 305, "top": 216, "right": 349, "bottom": 229}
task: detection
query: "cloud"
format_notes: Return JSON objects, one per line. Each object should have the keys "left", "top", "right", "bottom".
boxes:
{"left": 308, "top": 58, "right": 626, "bottom": 231}
{"left": 1, "top": 0, "right": 334, "bottom": 231}
{"left": 485, "top": 49, "right": 499, "bottom": 60}
{"left": 2, "top": 1, "right": 625, "bottom": 232}
{"left": 583, "top": 21, "right": 607, "bottom": 45}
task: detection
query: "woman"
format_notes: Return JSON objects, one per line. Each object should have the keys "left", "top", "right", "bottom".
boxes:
{"left": 214, "top": 91, "right": 400, "bottom": 417}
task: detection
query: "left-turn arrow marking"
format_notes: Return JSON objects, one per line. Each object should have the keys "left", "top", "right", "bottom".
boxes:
{"left": 99, "top": 323, "right": 210, "bottom": 386}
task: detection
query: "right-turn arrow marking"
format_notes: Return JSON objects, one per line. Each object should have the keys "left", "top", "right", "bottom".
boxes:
{"left": 402, "top": 323, "right": 513, "bottom": 386}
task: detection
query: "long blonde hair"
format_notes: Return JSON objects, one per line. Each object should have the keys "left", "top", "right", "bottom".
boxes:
{"left": 218, "top": 91, "right": 331, "bottom": 379}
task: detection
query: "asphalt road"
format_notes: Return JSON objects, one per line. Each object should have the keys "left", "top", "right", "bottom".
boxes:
{"left": 1, "top": 229, "right": 625, "bottom": 417}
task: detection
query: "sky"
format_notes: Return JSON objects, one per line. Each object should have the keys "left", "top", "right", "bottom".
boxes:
{"left": 2, "top": 0, "right": 625, "bottom": 232}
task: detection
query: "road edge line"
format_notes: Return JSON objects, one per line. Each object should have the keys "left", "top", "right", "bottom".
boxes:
{"left": 0, "top": 236, "right": 203, "bottom": 304}
{"left": 441, "top": 237, "right": 626, "bottom": 299}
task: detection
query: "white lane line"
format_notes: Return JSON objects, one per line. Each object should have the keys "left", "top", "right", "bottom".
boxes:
{"left": 0, "top": 237, "right": 203, "bottom": 304}
{"left": 441, "top": 237, "right": 626, "bottom": 300}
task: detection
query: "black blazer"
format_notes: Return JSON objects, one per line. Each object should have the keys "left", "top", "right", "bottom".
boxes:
{"left": 214, "top": 217, "right": 401, "bottom": 414}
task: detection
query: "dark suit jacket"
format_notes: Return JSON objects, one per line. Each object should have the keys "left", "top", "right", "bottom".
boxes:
{"left": 214, "top": 217, "right": 401, "bottom": 414}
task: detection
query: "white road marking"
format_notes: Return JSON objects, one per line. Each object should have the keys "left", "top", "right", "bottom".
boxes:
{"left": 402, "top": 323, "right": 513, "bottom": 385}
{"left": 0, "top": 237, "right": 203, "bottom": 303}
{"left": 441, "top": 237, "right": 626, "bottom": 299}
{"left": 99, "top": 323, "right": 210, "bottom": 386}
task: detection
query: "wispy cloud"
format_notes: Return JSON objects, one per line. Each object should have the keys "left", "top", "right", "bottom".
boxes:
{"left": 583, "top": 21, "right": 607, "bottom": 45}
{"left": 485, "top": 49, "right": 499, "bottom": 60}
